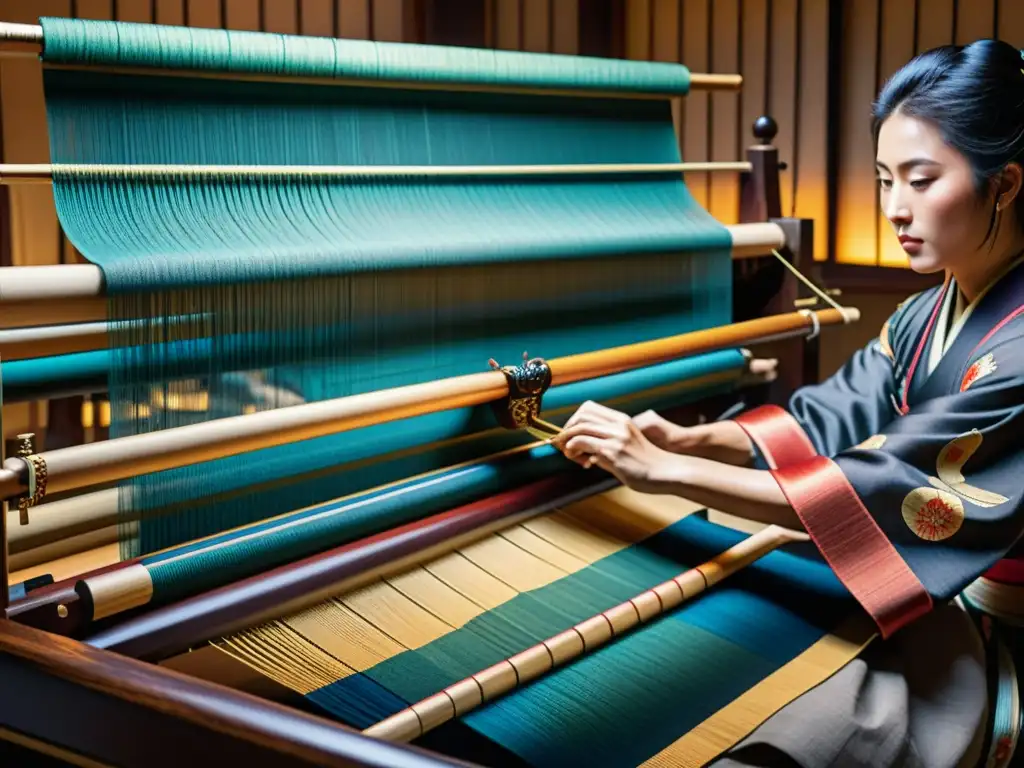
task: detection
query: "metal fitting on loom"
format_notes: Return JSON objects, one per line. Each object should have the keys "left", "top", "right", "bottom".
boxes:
{"left": 488, "top": 352, "right": 559, "bottom": 440}
{"left": 14, "top": 432, "right": 47, "bottom": 526}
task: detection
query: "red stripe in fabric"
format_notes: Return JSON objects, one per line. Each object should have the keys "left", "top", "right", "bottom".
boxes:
{"left": 983, "top": 556, "right": 1024, "bottom": 585}
{"left": 772, "top": 456, "right": 933, "bottom": 638}
{"left": 733, "top": 405, "right": 818, "bottom": 469}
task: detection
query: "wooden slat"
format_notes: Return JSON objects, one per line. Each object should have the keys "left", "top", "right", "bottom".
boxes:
{"left": 187, "top": 0, "right": 223, "bottom": 28}
{"left": 263, "top": 0, "right": 299, "bottom": 35}
{"left": 739, "top": 0, "right": 769, "bottom": 181}
{"left": 494, "top": 0, "right": 521, "bottom": 50}
{"left": 680, "top": 0, "right": 710, "bottom": 208}
{"left": 709, "top": 0, "right": 739, "bottom": 224}
{"left": 625, "top": 0, "right": 651, "bottom": 60}
{"left": 300, "top": 0, "right": 335, "bottom": 36}
{"left": 371, "top": 0, "right": 404, "bottom": 41}
{"left": 999, "top": 0, "right": 1024, "bottom": 45}
{"left": 876, "top": 0, "right": 916, "bottom": 269}
{"left": 956, "top": 0, "right": 995, "bottom": 44}
{"left": 522, "top": 0, "right": 550, "bottom": 52}
{"left": 834, "top": 0, "right": 879, "bottom": 266}
{"left": 224, "top": 0, "right": 260, "bottom": 30}
{"left": 155, "top": 0, "right": 186, "bottom": 26}
{"left": 768, "top": 0, "right": 798, "bottom": 219}
{"left": 76, "top": 0, "right": 113, "bottom": 21}
{"left": 795, "top": 0, "right": 829, "bottom": 261}
{"left": 916, "top": 0, "right": 954, "bottom": 52}
{"left": 337, "top": 0, "right": 370, "bottom": 38}
{"left": 116, "top": 0, "right": 153, "bottom": 23}
{"left": 550, "top": 0, "right": 578, "bottom": 54}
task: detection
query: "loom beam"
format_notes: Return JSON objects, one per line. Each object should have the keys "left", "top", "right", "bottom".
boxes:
{"left": 0, "top": 221, "right": 788, "bottom": 333}
{"left": 0, "top": 619, "right": 469, "bottom": 768}
{"left": 0, "top": 21, "right": 740, "bottom": 92}
{"left": 0, "top": 307, "right": 856, "bottom": 505}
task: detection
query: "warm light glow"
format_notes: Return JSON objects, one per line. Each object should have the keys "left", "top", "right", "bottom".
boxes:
{"left": 836, "top": 202, "right": 880, "bottom": 266}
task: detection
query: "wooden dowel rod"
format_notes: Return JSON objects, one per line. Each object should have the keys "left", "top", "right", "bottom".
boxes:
{"left": 6, "top": 489, "right": 119, "bottom": 555}
{"left": 0, "top": 313, "right": 208, "bottom": 362}
{"left": 363, "top": 524, "right": 808, "bottom": 743}
{"left": 0, "top": 21, "right": 39, "bottom": 44}
{"left": 0, "top": 307, "right": 858, "bottom": 502}
{"left": 0, "top": 161, "right": 752, "bottom": 184}
{"left": 0, "top": 222, "right": 787, "bottom": 326}
{"left": 0, "top": 320, "right": 109, "bottom": 360}
{"left": 0, "top": 234, "right": 786, "bottom": 361}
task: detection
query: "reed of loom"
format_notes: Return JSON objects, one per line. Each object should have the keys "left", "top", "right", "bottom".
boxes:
{"left": 0, "top": 18, "right": 848, "bottom": 768}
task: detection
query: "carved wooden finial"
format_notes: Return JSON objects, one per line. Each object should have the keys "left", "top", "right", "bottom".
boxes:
{"left": 753, "top": 115, "right": 778, "bottom": 145}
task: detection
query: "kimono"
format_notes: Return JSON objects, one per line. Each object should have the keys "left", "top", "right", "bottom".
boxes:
{"left": 713, "top": 254, "right": 1024, "bottom": 768}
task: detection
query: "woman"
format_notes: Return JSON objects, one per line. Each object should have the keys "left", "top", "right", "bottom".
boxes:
{"left": 554, "top": 40, "right": 1024, "bottom": 767}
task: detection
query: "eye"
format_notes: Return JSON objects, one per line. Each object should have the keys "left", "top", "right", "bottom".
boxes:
{"left": 877, "top": 177, "right": 893, "bottom": 191}
{"left": 910, "top": 178, "right": 933, "bottom": 190}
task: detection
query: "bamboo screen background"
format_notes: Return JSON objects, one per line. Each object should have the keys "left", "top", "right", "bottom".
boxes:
{"left": 1, "top": 0, "right": 1021, "bottom": 437}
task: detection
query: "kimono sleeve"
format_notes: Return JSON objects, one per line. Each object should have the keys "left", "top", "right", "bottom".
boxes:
{"left": 729, "top": 319, "right": 899, "bottom": 469}
{"left": 770, "top": 336, "right": 1024, "bottom": 638}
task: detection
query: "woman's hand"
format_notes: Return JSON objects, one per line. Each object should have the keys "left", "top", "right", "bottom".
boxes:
{"left": 631, "top": 409, "right": 686, "bottom": 451}
{"left": 552, "top": 401, "right": 802, "bottom": 530}
{"left": 634, "top": 409, "right": 755, "bottom": 467}
{"left": 552, "top": 401, "right": 677, "bottom": 494}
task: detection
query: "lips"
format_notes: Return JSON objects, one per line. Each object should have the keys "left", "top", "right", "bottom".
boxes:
{"left": 898, "top": 234, "right": 924, "bottom": 254}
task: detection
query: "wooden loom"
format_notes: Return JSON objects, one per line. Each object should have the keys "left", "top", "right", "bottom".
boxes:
{"left": 0, "top": 17, "right": 862, "bottom": 768}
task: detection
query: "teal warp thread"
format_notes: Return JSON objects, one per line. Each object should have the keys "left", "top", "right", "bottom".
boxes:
{"left": 39, "top": 17, "right": 691, "bottom": 95}
{"left": 38, "top": 19, "right": 733, "bottom": 560}
{"left": 306, "top": 515, "right": 855, "bottom": 767}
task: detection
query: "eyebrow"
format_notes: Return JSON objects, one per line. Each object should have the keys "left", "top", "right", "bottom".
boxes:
{"left": 875, "top": 158, "right": 940, "bottom": 173}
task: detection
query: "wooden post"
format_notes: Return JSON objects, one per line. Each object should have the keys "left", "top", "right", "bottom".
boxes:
{"left": 734, "top": 116, "right": 821, "bottom": 396}
{"left": 739, "top": 116, "right": 783, "bottom": 224}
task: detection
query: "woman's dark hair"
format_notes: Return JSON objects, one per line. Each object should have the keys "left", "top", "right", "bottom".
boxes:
{"left": 872, "top": 39, "right": 1024, "bottom": 239}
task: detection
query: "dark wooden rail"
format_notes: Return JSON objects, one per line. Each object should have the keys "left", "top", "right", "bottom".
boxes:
{"left": 0, "top": 619, "right": 472, "bottom": 768}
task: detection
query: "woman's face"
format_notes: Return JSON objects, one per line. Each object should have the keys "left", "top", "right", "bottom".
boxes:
{"left": 875, "top": 111, "right": 994, "bottom": 275}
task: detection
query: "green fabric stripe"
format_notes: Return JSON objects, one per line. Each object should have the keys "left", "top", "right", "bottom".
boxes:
{"left": 40, "top": 18, "right": 690, "bottom": 95}
{"left": 307, "top": 516, "right": 854, "bottom": 767}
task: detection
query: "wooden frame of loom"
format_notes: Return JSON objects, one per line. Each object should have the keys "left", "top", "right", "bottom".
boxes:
{"left": 0, "top": 20, "right": 854, "bottom": 768}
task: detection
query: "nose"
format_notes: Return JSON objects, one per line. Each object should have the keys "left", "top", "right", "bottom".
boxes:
{"left": 883, "top": 185, "right": 911, "bottom": 228}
